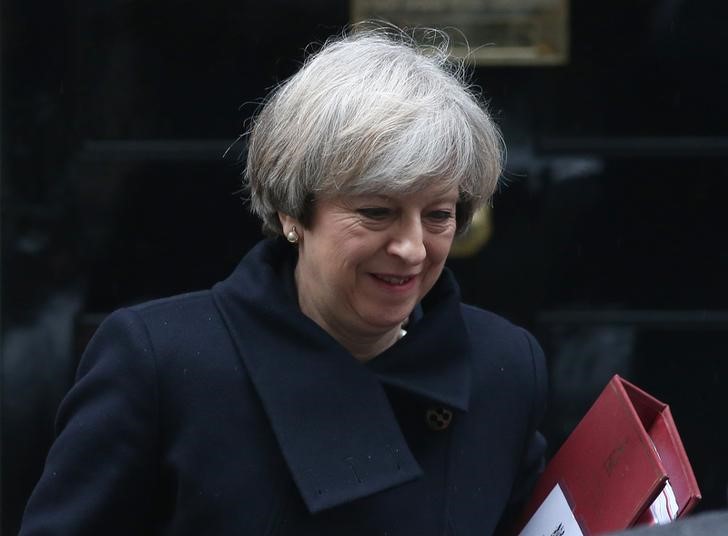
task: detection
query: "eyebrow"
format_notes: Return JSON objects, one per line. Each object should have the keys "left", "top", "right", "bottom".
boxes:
{"left": 356, "top": 191, "right": 459, "bottom": 203}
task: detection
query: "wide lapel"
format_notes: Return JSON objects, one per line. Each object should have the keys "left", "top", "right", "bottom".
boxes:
{"left": 367, "top": 268, "right": 472, "bottom": 412}
{"left": 212, "top": 240, "right": 423, "bottom": 513}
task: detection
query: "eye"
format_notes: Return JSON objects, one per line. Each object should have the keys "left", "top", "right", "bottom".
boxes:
{"left": 357, "top": 207, "right": 391, "bottom": 221}
{"left": 427, "top": 210, "right": 454, "bottom": 222}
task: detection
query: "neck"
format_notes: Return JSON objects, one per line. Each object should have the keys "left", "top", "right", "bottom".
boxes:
{"left": 333, "top": 326, "right": 401, "bottom": 362}
{"left": 294, "top": 266, "right": 402, "bottom": 362}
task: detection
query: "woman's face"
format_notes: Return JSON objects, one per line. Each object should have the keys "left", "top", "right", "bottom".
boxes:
{"left": 287, "top": 183, "right": 459, "bottom": 348}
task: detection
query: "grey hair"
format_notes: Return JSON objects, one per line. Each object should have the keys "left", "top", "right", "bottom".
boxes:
{"left": 244, "top": 26, "right": 504, "bottom": 236}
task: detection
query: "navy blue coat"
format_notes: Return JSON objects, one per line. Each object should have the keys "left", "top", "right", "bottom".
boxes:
{"left": 20, "top": 239, "right": 547, "bottom": 535}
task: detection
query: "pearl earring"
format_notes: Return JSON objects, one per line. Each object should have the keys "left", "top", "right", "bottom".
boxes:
{"left": 286, "top": 226, "right": 299, "bottom": 244}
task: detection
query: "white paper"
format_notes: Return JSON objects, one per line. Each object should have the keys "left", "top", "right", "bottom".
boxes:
{"left": 645, "top": 480, "right": 679, "bottom": 525}
{"left": 519, "top": 484, "right": 585, "bottom": 536}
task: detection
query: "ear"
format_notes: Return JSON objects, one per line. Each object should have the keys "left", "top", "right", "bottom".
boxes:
{"left": 278, "top": 212, "right": 302, "bottom": 238}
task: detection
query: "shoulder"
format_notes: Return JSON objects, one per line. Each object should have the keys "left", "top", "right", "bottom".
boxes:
{"left": 460, "top": 303, "right": 542, "bottom": 358}
{"left": 108, "top": 290, "right": 225, "bottom": 343}
{"left": 460, "top": 302, "right": 515, "bottom": 331}
{"left": 460, "top": 303, "right": 547, "bottom": 408}
{"left": 127, "top": 289, "right": 217, "bottom": 324}
{"left": 87, "top": 289, "right": 234, "bottom": 372}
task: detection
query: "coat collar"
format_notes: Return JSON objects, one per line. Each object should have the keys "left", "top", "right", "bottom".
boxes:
{"left": 212, "top": 239, "right": 472, "bottom": 513}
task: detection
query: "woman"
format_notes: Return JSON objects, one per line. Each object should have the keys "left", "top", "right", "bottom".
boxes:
{"left": 20, "top": 28, "right": 546, "bottom": 535}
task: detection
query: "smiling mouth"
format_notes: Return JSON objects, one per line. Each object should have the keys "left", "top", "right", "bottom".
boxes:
{"left": 371, "top": 274, "right": 415, "bottom": 286}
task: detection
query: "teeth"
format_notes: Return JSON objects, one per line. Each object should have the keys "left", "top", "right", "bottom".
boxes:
{"left": 376, "top": 275, "right": 409, "bottom": 285}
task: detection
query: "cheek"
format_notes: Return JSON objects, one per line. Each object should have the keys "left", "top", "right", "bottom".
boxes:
{"left": 428, "top": 235, "right": 455, "bottom": 265}
{"left": 326, "top": 243, "right": 369, "bottom": 282}
{"left": 420, "top": 238, "right": 453, "bottom": 292}
{"left": 341, "top": 235, "right": 386, "bottom": 267}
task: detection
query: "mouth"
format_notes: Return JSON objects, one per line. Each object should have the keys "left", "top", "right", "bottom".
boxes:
{"left": 370, "top": 273, "right": 416, "bottom": 286}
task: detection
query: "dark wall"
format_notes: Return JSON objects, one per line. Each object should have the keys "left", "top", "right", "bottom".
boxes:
{"left": 3, "top": 1, "right": 727, "bottom": 533}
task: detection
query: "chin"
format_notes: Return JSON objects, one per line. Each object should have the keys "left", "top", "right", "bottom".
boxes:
{"left": 363, "top": 310, "right": 412, "bottom": 331}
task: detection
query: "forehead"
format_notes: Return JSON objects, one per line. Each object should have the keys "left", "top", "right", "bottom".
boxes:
{"left": 328, "top": 181, "right": 460, "bottom": 204}
{"left": 372, "top": 186, "right": 459, "bottom": 204}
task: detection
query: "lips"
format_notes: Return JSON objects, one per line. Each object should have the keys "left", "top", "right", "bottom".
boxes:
{"left": 371, "top": 273, "right": 416, "bottom": 286}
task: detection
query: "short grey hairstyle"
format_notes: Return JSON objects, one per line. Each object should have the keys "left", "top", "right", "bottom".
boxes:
{"left": 244, "top": 26, "right": 504, "bottom": 236}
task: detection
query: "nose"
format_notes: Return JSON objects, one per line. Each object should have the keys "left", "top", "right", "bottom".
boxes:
{"left": 386, "top": 216, "right": 427, "bottom": 266}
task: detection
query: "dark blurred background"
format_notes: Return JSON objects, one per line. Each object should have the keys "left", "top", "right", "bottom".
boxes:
{"left": 2, "top": 1, "right": 727, "bottom": 533}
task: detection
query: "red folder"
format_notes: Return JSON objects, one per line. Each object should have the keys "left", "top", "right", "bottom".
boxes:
{"left": 516, "top": 375, "right": 701, "bottom": 535}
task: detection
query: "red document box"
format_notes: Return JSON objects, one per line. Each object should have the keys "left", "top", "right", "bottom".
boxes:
{"left": 517, "top": 375, "right": 701, "bottom": 535}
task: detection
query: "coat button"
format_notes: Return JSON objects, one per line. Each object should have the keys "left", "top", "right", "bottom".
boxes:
{"left": 425, "top": 407, "right": 453, "bottom": 431}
